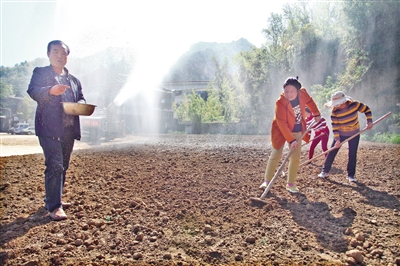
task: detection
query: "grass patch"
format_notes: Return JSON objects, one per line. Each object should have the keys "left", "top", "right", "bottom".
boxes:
{"left": 361, "top": 132, "right": 400, "bottom": 144}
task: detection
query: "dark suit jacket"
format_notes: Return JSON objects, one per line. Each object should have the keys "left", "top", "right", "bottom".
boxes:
{"left": 27, "top": 65, "right": 85, "bottom": 139}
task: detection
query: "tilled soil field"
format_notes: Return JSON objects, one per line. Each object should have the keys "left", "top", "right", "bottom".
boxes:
{"left": 0, "top": 134, "right": 399, "bottom": 265}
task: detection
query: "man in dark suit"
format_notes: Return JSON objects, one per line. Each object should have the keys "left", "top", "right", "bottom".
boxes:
{"left": 27, "top": 40, "right": 86, "bottom": 221}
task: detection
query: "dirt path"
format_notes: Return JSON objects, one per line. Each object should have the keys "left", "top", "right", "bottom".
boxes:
{"left": 0, "top": 133, "right": 153, "bottom": 157}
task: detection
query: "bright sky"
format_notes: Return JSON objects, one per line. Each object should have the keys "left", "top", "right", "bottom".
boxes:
{"left": 1, "top": 0, "right": 291, "bottom": 106}
{"left": 1, "top": 0, "right": 289, "bottom": 68}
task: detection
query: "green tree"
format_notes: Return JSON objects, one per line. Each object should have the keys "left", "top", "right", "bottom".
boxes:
{"left": 203, "top": 83, "right": 223, "bottom": 122}
{"left": 173, "top": 94, "right": 190, "bottom": 122}
{"left": 0, "top": 79, "right": 13, "bottom": 105}
{"left": 339, "top": 1, "right": 400, "bottom": 112}
{"left": 1, "top": 62, "right": 34, "bottom": 96}
{"left": 19, "top": 95, "right": 35, "bottom": 122}
{"left": 173, "top": 89, "right": 206, "bottom": 133}
{"left": 187, "top": 90, "right": 205, "bottom": 133}
{"left": 220, "top": 78, "right": 238, "bottom": 122}
{"left": 262, "top": 13, "right": 284, "bottom": 49}
{"left": 235, "top": 48, "right": 272, "bottom": 130}
{"left": 1, "top": 62, "right": 35, "bottom": 121}
{"left": 212, "top": 57, "right": 242, "bottom": 123}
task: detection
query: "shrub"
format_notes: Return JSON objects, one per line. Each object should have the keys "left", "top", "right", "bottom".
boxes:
{"left": 361, "top": 132, "right": 400, "bottom": 144}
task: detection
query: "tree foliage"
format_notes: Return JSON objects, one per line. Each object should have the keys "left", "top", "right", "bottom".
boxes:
{"left": 163, "top": 39, "right": 254, "bottom": 83}
{"left": 203, "top": 84, "right": 224, "bottom": 122}
{"left": 0, "top": 48, "right": 134, "bottom": 123}
{"left": 0, "top": 61, "right": 36, "bottom": 120}
{"left": 0, "top": 79, "right": 13, "bottom": 100}
{"left": 173, "top": 57, "right": 242, "bottom": 129}
{"left": 236, "top": 1, "right": 399, "bottom": 132}
{"left": 2, "top": 2, "right": 399, "bottom": 136}
{"left": 1, "top": 61, "right": 34, "bottom": 97}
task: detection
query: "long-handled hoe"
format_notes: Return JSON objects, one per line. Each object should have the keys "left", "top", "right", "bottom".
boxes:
{"left": 251, "top": 112, "right": 392, "bottom": 205}
{"left": 280, "top": 132, "right": 325, "bottom": 177}
{"left": 288, "top": 112, "right": 392, "bottom": 178}
{"left": 298, "top": 112, "right": 392, "bottom": 167}
{"left": 250, "top": 120, "right": 317, "bottom": 205}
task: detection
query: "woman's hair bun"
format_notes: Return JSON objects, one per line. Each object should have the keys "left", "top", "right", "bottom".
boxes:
{"left": 283, "top": 77, "right": 301, "bottom": 90}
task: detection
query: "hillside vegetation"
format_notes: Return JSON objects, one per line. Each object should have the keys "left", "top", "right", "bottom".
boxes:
{"left": 1, "top": 1, "right": 399, "bottom": 139}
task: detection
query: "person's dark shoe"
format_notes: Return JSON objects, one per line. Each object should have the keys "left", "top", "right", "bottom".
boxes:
{"left": 49, "top": 208, "right": 67, "bottom": 221}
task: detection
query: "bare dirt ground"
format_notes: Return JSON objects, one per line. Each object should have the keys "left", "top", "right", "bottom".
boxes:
{"left": 0, "top": 134, "right": 399, "bottom": 265}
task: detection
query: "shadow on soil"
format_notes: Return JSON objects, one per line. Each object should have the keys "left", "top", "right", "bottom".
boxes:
{"left": 0, "top": 207, "right": 51, "bottom": 264}
{"left": 0, "top": 207, "right": 51, "bottom": 245}
{"left": 276, "top": 194, "right": 356, "bottom": 253}
{"left": 328, "top": 179, "right": 400, "bottom": 209}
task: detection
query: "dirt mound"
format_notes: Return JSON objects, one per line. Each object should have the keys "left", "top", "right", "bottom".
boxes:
{"left": 1, "top": 134, "right": 399, "bottom": 265}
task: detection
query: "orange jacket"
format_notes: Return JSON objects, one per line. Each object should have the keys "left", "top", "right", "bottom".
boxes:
{"left": 271, "top": 88, "right": 320, "bottom": 149}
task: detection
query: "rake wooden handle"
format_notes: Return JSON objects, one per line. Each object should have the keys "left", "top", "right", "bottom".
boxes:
{"left": 299, "top": 111, "right": 392, "bottom": 167}
{"left": 302, "top": 133, "right": 324, "bottom": 147}
{"left": 260, "top": 119, "right": 317, "bottom": 199}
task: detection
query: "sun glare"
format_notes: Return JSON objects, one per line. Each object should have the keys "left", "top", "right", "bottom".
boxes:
{"left": 49, "top": 0, "right": 286, "bottom": 127}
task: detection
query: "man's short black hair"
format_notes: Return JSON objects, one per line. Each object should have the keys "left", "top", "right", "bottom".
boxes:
{"left": 47, "top": 40, "right": 70, "bottom": 55}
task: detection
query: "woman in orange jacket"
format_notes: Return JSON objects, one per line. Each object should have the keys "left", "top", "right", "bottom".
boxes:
{"left": 260, "top": 77, "right": 321, "bottom": 193}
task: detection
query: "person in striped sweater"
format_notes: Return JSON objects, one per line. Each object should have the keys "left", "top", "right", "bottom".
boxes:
{"left": 305, "top": 107, "right": 329, "bottom": 160}
{"left": 318, "top": 91, "right": 373, "bottom": 182}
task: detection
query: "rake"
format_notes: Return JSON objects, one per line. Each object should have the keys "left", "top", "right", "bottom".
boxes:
{"left": 298, "top": 112, "right": 392, "bottom": 167}
{"left": 250, "top": 119, "right": 317, "bottom": 205}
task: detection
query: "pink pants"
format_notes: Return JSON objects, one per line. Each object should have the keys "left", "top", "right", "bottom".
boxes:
{"left": 308, "top": 133, "right": 329, "bottom": 159}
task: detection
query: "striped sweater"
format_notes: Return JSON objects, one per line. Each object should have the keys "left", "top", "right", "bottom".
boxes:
{"left": 306, "top": 115, "right": 329, "bottom": 136}
{"left": 331, "top": 100, "right": 372, "bottom": 140}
